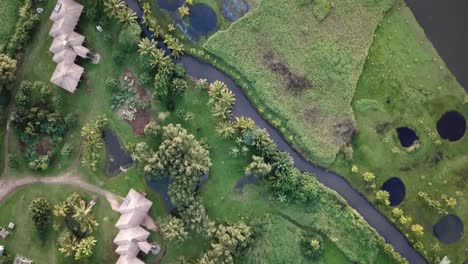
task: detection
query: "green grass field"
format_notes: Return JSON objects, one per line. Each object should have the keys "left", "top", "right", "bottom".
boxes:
{"left": 0, "top": 184, "right": 119, "bottom": 263}
{"left": 204, "top": 0, "right": 394, "bottom": 166}
{"left": 331, "top": 2, "right": 467, "bottom": 262}
{"left": 0, "top": 0, "right": 23, "bottom": 49}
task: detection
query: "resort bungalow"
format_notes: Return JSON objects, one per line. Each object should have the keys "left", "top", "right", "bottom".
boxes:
{"left": 48, "top": 0, "right": 89, "bottom": 93}
{"left": 114, "top": 189, "right": 153, "bottom": 264}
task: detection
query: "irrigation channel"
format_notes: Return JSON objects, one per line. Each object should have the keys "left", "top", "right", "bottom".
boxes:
{"left": 125, "top": 0, "right": 426, "bottom": 263}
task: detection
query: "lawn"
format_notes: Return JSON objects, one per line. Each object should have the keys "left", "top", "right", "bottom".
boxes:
{"left": 0, "top": 184, "right": 119, "bottom": 263}
{"left": 331, "top": 1, "right": 467, "bottom": 262}
{"left": 0, "top": 0, "right": 23, "bottom": 49}
{"left": 203, "top": 0, "right": 394, "bottom": 166}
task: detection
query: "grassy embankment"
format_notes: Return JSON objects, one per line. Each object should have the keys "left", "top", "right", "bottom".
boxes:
{"left": 332, "top": 1, "right": 467, "bottom": 262}
{"left": 203, "top": 0, "right": 394, "bottom": 166}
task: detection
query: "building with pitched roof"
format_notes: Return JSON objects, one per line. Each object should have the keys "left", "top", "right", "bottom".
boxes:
{"left": 48, "top": 0, "right": 89, "bottom": 93}
{"left": 114, "top": 189, "right": 153, "bottom": 264}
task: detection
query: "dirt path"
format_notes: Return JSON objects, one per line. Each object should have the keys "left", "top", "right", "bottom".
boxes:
{"left": 0, "top": 169, "right": 159, "bottom": 232}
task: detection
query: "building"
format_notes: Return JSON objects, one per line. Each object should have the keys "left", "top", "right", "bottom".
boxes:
{"left": 114, "top": 189, "right": 153, "bottom": 264}
{"left": 48, "top": 0, "right": 88, "bottom": 93}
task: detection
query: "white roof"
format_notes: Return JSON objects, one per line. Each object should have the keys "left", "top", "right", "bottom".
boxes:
{"left": 116, "top": 256, "right": 145, "bottom": 264}
{"left": 49, "top": 15, "right": 79, "bottom": 37}
{"left": 52, "top": 48, "right": 77, "bottom": 64}
{"left": 50, "top": 62, "right": 84, "bottom": 93}
{"left": 119, "top": 189, "right": 152, "bottom": 214}
{"left": 113, "top": 226, "right": 150, "bottom": 245}
{"left": 49, "top": 31, "right": 85, "bottom": 53}
{"left": 116, "top": 211, "right": 147, "bottom": 230}
{"left": 50, "top": 0, "right": 83, "bottom": 22}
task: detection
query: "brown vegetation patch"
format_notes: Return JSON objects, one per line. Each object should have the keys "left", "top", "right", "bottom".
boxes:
{"left": 263, "top": 51, "right": 311, "bottom": 92}
{"left": 333, "top": 118, "right": 356, "bottom": 147}
{"left": 303, "top": 106, "right": 322, "bottom": 123}
{"left": 37, "top": 138, "right": 52, "bottom": 155}
{"left": 123, "top": 70, "right": 151, "bottom": 136}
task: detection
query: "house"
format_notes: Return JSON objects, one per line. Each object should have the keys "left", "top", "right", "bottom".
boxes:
{"left": 113, "top": 189, "right": 153, "bottom": 264}
{"left": 48, "top": 0, "right": 89, "bottom": 93}
{"left": 14, "top": 255, "right": 33, "bottom": 264}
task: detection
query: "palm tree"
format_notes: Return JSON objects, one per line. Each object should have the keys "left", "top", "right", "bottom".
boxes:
{"left": 117, "top": 7, "right": 137, "bottom": 26}
{"left": 104, "top": 0, "right": 124, "bottom": 18}
{"left": 147, "top": 18, "right": 160, "bottom": 37}
{"left": 178, "top": 5, "right": 190, "bottom": 17}
{"left": 169, "top": 41, "right": 184, "bottom": 58}
{"left": 149, "top": 49, "right": 167, "bottom": 68}
{"left": 142, "top": 2, "right": 152, "bottom": 17}
{"left": 73, "top": 200, "right": 99, "bottom": 235}
{"left": 211, "top": 103, "right": 231, "bottom": 121}
{"left": 234, "top": 116, "right": 255, "bottom": 132}
{"left": 138, "top": 38, "right": 157, "bottom": 56}
{"left": 215, "top": 122, "right": 236, "bottom": 139}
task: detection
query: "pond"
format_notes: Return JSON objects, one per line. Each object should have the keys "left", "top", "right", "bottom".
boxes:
{"left": 156, "top": 0, "right": 185, "bottom": 12}
{"left": 145, "top": 175, "right": 176, "bottom": 213}
{"left": 189, "top": 4, "right": 217, "bottom": 35}
{"left": 433, "top": 214, "right": 464, "bottom": 244}
{"left": 396, "top": 127, "right": 419, "bottom": 148}
{"left": 103, "top": 129, "right": 133, "bottom": 176}
{"left": 436, "top": 111, "right": 466, "bottom": 141}
{"left": 380, "top": 177, "right": 406, "bottom": 206}
{"left": 234, "top": 175, "right": 259, "bottom": 190}
{"left": 221, "top": 0, "right": 250, "bottom": 21}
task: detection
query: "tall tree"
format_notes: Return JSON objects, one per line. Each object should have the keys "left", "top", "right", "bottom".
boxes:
{"left": 117, "top": 8, "right": 137, "bottom": 26}
{"left": 104, "top": 0, "right": 124, "bottom": 18}
{"left": 29, "top": 197, "right": 52, "bottom": 233}
{"left": 0, "top": 53, "right": 17, "bottom": 83}
{"left": 74, "top": 236, "right": 97, "bottom": 260}
{"left": 138, "top": 38, "right": 157, "bottom": 56}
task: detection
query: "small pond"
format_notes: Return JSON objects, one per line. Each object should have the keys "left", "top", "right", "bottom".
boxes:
{"left": 433, "top": 214, "right": 464, "bottom": 244}
{"left": 103, "top": 129, "right": 133, "bottom": 176}
{"left": 146, "top": 172, "right": 209, "bottom": 213}
{"left": 396, "top": 127, "right": 419, "bottom": 148}
{"left": 221, "top": 0, "right": 249, "bottom": 21}
{"left": 189, "top": 4, "right": 218, "bottom": 35}
{"left": 235, "top": 175, "right": 259, "bottom": 190}
{"left": 380, "top": 177, "right": 406, "bottom": 206}
{"left": 156, "top": 0, "right": 185, "bottom": 12}
{"left": 436, "top": 111, "right": 466, "bottom": 141}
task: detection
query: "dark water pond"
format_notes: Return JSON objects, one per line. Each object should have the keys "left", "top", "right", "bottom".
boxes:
{"left": 145, "top": 176, "right": 176, "bottom": 213}
{"left": 221, "top": 0, "right": 249, "bottom": 21}
{"left": 405, "top": 0, "right": 468, "bottom": 91}
{"left": 433, "top": 214, "right": 464, "bottom": 244}
{"left": 436, "top": 111, "right": 466, "bottom": 141}
{"left": 380, "top": 177, "right": 406, "bottom": 206}
{"left": 103, "top": 129, "right": 133, "bottom": 176}
{"left": 156, "top": 0, "right": 185, "bottom": 12}
{"left": 189, "top": 4, "right": 217, "bottom": 35}
{"left": 396, "top": 127, "right": 419, "bottom": 148}
{"left": 235, "top": 175, "right": 259, "bottom": 190}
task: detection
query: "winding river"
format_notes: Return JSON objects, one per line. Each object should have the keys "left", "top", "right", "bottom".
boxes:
{"left": 125, "top": 1, "right": 426, "bottom": 263}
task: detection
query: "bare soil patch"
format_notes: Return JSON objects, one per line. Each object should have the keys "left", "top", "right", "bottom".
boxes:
{"left": 123, "top": 70, "right": 151, "bottom": 136}
{"left": 37, "top": 138, "right": 52, "bottom": 155}
{"left": 263, "top": 51, "right": 311, "bottom": 92}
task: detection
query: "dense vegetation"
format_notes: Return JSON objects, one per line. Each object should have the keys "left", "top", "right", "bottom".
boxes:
{"left": 0, "top": 0, "right": 23, "bottom": 49}
{"left": 204, "top": 0, "right": 394, "bottom": 166}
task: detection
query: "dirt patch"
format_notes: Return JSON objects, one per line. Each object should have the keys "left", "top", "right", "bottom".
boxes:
{"left": 37, "top": 138, "right": 52, "bottom": 155}
{"left": 123, "top": 70, "right": 151, "bottom": 136}
{"left": 263, "top": 51, "right": 311, "bottom": 92}
{"left": 333, "top": 118, "right": 356, "bottom": 146}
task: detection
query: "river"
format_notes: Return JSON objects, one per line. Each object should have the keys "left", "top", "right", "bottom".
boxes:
{"left": 124, "top": 0, "right": 426, "bottom": 263}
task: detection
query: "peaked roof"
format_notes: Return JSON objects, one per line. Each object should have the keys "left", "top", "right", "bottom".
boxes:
{"left": 49, "top": 15, "right": 79, "bottom": 37}
{"left": 49, "top": 31, "right": 85, "bottom": 53}
{"left": 119, "top": 189, "right": 153, "bottom": 214}
{"left": 116, "top": 255, "right": 145, "bottom": 264}
{"left": 50, "top": 0, "right": 83, "bottom": 22}
{"left": 52, "top": 48, "right": 77, "bottom": 64}
{"left": 50, "top": 62, "right": 84, "bottom": 93}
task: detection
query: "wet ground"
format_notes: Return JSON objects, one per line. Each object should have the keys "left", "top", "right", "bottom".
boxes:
{"left": 405, "top": 0, "right": 468, "bottom": 91}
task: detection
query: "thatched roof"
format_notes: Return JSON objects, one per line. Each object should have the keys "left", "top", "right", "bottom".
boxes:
{"left": 50, "top": 62, "right": 84, "bottom": 93}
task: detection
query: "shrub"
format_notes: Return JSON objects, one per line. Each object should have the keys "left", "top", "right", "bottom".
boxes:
{"left": 118, "top": 23, "right": 140, "bottom": 53}
{"left": 300, "top": 233, "right": 323, "bottom": 260}
{"left": 6, "top": 1, "right": 40, "bottom": 56}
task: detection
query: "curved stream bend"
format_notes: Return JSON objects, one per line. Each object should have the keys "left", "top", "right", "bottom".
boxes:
{"left": 124, "top": 1, "right": 426, "bottom": 263}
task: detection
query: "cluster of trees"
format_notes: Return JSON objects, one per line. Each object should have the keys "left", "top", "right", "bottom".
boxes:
{"left": 137, "top": 37, "right": 187, "bottom": 102}
{"left": 28, "top": 194, "right": 99, "bottom": 260}
{"left": 4, "top": 0, "right": 40, "bottom": 57}
{"left": 81, "top": 116, "right": 108, "bottom": 171}
{"left": 106, "top": 77, "right": 150, "bottom": 120}
{"left": 54, "top": 193, "right": 99, "bottom": 260}
{"left": 201, "top": 80, "right": 321, "bottom": 203}
{"left": 13, "top": 81, "right": 73, "bottom": 170}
